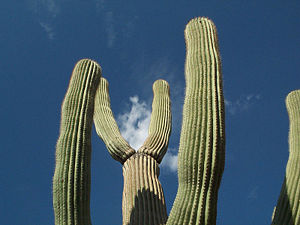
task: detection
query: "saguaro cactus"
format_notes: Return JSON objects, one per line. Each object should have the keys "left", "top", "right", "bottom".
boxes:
{"left": 271, "top": 90, "right": 300, "bottom": 225}
{"left": 166, "top": 17, "right": 225, "bottom": 225}
{"left": 93, "top": 78, "right": 171, "bottom": 225}
{"left": 53, "top": 59, "right": 101, "bottom": 225}
{"left": 53, "top": 17, "right": 300, "bottom": 225}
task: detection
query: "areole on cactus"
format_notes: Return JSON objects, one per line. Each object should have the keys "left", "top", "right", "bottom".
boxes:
{"left": 53, "top": 17, "right": 300, "bottom": 225}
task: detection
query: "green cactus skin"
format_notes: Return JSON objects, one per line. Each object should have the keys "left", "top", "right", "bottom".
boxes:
{"left": 166, "top": 17, "right": 225, "bottom": 225}
{"left": 93, "top": 79, "right": 171, "bottom": 225}
{"left": 53, "top": 59, "right": 101, "bottom": 225}
{"left": 271, "top": 90, "right": 300, "bottom": 225}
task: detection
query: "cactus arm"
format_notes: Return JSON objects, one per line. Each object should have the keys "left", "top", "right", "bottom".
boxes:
{"left": 138, "top": 79, "right": 172, "bottom": 163}
{"left": 53, "top": 59, "right": 101, "bottom": 225}
{"left": 271, "top": 90, "right": 300, "bottom": 225}
{"left": 166, "top": 17, "right": 225, "bottom": 225}
{"left": 93, "top": 77, "right": 135, "bottom": 164}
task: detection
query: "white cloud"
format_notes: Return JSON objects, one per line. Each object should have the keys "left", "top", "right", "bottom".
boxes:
{"left": 104, "top": 12, "right": 116, "bottom": 48}
{"left": 117, "top": 96, "right": 151, "bottom": 150}
{"left": 93, "top": 0, "right": 105, "bottom": 12}
{"left": 93, "top": 0, "right": 138, "bottom": 47}
{"left": 92, "top": 0, "right": 116, "bottom": 47}
{"left": 161, "top": 148, "right": 178, "bottom": 172}
{"left": 117, "top": 96, "right": 179, "bottom": 172}
{"left": 225, "top": 94, "right": 261, "bottom": 115}
{"left": 44, "top": 0, "right": 60, "bottom": 17}
{"left": 27, "top": 0, "right": 60, "bottom": 40}
{"left": 28, "top": 0, "right": 60, "bottom": 17}
{"left": 39, "top": 22, "right": 55, "bottom": 40}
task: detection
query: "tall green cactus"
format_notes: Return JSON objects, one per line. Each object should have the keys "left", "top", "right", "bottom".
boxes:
{"left": 271, "top": 90, "right": 300, "bottom": 225}
{"left": 53, "top": 59, "right": 101, "bottom": 225}
{"left": 166, "top": 17, "right": 225, "bottom": 225}
{"left": 53, "top": 17, "right": 300, "bottom": 225}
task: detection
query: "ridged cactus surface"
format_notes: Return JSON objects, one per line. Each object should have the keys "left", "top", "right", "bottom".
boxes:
{"left": 271, "top": 90, "right": 300, "bottom": 225}
{"left": 166, "top": 17, "right": 225, "bottom": 225}
{"left": 53, "top": 59, "right": 101, "bottom": 225}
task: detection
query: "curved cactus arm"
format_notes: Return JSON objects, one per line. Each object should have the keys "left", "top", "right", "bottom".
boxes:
{"left": 138, "top": 79, "right": 172, "bottom": 163}
{"left": 93, "top": 77, "right": 136, "bottom": 164}
{"left": 53, "top": 59, "right": 101, "bottom": 225}
{"left": 166, "top": 17, "right": 225, "bottom": 225}
{"left": 271, "top": 90, "right": 300, "bottom": 225}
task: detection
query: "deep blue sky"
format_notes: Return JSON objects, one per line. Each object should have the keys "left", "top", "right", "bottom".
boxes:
{"left": 1, "top": 0, "right": 300, "bottom": 224}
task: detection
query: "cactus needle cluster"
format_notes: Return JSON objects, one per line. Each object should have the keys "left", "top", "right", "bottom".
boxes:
{"left": 53, "top": 17, "right": 300, "bottom": 225}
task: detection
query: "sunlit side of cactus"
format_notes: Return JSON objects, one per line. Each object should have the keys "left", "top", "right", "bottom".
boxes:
{"left": 272, "top": 90, "right": 300, "bottom": 225}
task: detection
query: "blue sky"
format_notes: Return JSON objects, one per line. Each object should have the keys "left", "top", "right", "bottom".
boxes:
{"left": 1, "top": 0, "right": 300, "bottom": 224}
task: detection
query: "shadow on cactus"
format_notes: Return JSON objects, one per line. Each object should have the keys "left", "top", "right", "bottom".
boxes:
{"left": 53, "top": 17, "right": 300, "bottom": 225}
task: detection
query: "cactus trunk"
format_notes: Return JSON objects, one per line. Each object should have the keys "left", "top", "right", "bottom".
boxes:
{"left": 122, "top": 153, "right": 167, "bottom": 225}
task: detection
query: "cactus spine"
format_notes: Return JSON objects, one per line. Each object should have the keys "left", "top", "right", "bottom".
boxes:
{"left": 53, "top": 59, "right": 101, "bottom": 225}
{"left": 271, "top": 90, "right": 300, "bottom": 225}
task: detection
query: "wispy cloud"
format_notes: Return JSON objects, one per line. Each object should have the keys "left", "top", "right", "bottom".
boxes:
{"left": 94, "top": 1, "right": 117, "bottom": 48}
{"left": 247, "top": 185, "right": 259, "bottom": 200}
{"left": 93, "top": 0, "right": 137, "bottom": 47}
{"left": 117, "top": 96, "right": 151, "bottom": 150}
{"left": 225, "top": 94, "right": 261, "bottom": 115}
{"left": 104, "top": 11, "right": 116, "bottom": 48}
{"left": 93, "top": 0, "right": 105, "bottom": 12}
{"left": 161, "top": 148, "right": 178, "bottom": 172}
{"left": 43, "top": 0, "right": 60, "bottom": 17}
{"left": 93, "top": 0, "right": 116, "bottom": 47}
{"left": 28, "top": 0, "right": 60, "bottom": 16}
{"left": 39, "top": 22, "right": 55, "bottom": 40}
{"left": 27, "top": 0, "right": 60, "bottom": 40}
